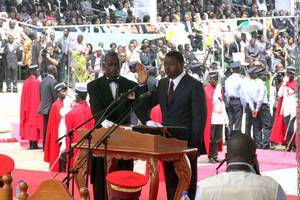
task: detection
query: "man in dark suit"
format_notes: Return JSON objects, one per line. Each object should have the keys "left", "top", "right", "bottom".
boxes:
{"left": 229, "top": 34, "right": 242, "bottom": 56}
{"left": 56, "top": 28, "right": 73, "bottom": 82}
{"left": 5, "top": 35, "right": 21, "bottom": 93}
{"left": 87, "top": 51, "right": 147, "bottom": 200}
{"left": 145, "top": 51, "right": 207, "bottom": 200}
{"left": 38, "top": 65, "right": 58, "bottom": 149}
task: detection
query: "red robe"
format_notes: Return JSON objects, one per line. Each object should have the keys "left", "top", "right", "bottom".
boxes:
{"left": 44, "top": 99, "right": 63, "bottom": 172}
{"left": 270, "top": 80, "right": 297, "bottom": 144}
{"left": 20, "top": 75, "right": 43, "bottom": 141}
{"left": 203, "top": 84, "right": 223, "bottom": 156}
{"left": 148, "top": 104, "right": 165, "bottom": 181}
{"left": 65, "top": 101, "right": 95, "bottom": 167}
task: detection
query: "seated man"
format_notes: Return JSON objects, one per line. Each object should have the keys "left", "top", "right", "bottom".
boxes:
{"left": 196, "top": 134, "right": 286, "bottom": 200}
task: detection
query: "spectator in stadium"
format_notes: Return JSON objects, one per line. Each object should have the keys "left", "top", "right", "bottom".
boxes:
{"left": 182, "top": 13, "right": 195, "bottom": 51}
{"left": 156, "top": 44, "right": 168, "bottom": 76}
{"left": 139, "top": 44, "right": 153, "bottom": 69}
{"left": 246, "top": 38, "right": 260, "bottom": 65}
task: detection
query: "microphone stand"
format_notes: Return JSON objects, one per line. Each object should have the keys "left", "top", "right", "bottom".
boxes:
{"left": 66, "top": 92, "right": 148, "bottom": 198}
{"left": 86, "top": 96, "right": 146, "bottom": 199}
{"left": 61, "top": 85, "right": 139, "bottom": 192}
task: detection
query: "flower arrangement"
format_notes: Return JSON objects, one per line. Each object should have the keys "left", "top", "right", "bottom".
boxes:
{"left": 72, "top": 51, "right": 95, "bottom": 83}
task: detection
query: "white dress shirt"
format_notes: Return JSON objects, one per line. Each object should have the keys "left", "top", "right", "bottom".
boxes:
{"left": 169, "top": 71, "right": 186, "bottom": 91}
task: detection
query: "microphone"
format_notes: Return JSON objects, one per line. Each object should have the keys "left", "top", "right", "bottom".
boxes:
{"left": 115, "top": 85, "right": 140, "bottom": 102}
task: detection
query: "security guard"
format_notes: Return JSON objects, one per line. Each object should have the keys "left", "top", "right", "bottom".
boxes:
{"left": 244, "top": 67, "right": 272, "bottom": 148}
{"left": 224, "top": 61, "right": 244, "bottom": 137}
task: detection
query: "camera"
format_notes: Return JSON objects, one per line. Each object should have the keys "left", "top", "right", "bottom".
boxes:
{"left": 41, "top": 48, "right": 48, "bottom": 56}
{"left": 275, "top": 72, "right": 285, "bottom": 82}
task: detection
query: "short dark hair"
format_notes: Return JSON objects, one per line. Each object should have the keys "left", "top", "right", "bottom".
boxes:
{"left": 102, "top": 51, "right": 119, "bottom": 65}
{"left": 227, "top": 134, "right": 256, "bottom": 162}
{"left": 165, "top": 51, "right": 184, "bottom": 64}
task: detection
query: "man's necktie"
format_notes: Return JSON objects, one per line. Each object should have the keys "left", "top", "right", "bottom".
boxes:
{"left": 167, "top": 80, "right": 174, "bottom": 104}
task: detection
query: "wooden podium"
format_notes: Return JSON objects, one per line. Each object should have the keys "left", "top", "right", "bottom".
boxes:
{"left": 74, "top": 127, "right": 197, "bottom": 200}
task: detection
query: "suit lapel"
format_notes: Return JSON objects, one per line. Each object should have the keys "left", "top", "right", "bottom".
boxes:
{"left": 160, "top": 78, "right": 169, "bottom": 109}
{"left": 99, "top": 77, "right": 114, "bottom": 103}
{"left": 168, "top": 74, "right": 188, "bottom": 105}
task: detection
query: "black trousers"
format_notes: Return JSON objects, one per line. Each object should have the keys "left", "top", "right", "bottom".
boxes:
{"left": 43, "top": 114, "right": 49, "bottom": 149}
{"left": 245, "top": 104, "right": 253, "bottom": 137}
{"left": 253, "top": 104, "right": 272, "bottom": 148}
{"left": 91, "top": 157, "right": 133, "bottom": 200}
{"left": 164, "top": 154, "right": 197, "bottom": 200}
{"left": 5, "top": 67, "right": 17, "bottom": 91}
{"left": 59, "top": 54, "right": 68, "bottom": 82}
{"left": 209, "top": 125, "right": 223, "bottom": 159}
{"left": 227, "top": 98, "right": 243, "bottom": 136}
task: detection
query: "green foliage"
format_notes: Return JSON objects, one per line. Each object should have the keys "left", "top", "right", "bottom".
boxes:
{"left": 72, "top": 51, "right": 94, "bottom": 82}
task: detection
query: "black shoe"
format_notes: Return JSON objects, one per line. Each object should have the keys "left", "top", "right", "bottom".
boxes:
{"left": 6, "top": 88, "right": 11, "bottom": 92}
{"left": 29, "top": 141, "right": 39, "bottom": 149}
{"left": 29, "top": 141, "right": 34, "bottom": 149}
{"left": 13, "top": 89, "right": 18, "bottom": 93}
{"left": 208, "top": 158, "right": 216, "bottom": 164}
{"left": 213, "top": 158, "right": 221, "bottom": 163}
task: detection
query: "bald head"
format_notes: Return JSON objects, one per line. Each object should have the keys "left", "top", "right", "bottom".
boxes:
{"left": 226, "top": 134, "right": 256, "bottom": 163}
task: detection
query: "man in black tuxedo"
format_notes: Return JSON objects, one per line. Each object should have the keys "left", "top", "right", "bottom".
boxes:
{"left": 87, "top": 51, "right": 147, "bottom": 200}
{"left": 144, "top": 51, "right": 207, "bottom": 200}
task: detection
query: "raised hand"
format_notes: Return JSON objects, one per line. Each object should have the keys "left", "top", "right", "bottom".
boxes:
{"left": 136, "top": 62, "right": 148, "bottom": 85}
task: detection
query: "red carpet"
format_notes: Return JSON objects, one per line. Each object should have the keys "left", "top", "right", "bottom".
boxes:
{"left": 10, "top": 149, "right": 296, "bottom": 199}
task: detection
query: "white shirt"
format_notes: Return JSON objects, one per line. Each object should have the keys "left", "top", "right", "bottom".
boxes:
{"left": 196, "top": 171, "right": 286, "bottom": 200}
{"left": 109, "top": 81, "right": 118, "bottom": 99}
{"left": 58, "top": 96, "right": 73, "bottom": 152}
{"left": 278, "top": 80, "right": 297, "bottom": 117}
{"left": 224, "top": 73, "right": 244, "bottom": 100}
{"left": 211, "top": 84, "right": 229, "bottom": 125}
{"left": 169, "top": 71, "right": 186, "bottom": 91}
{"left": 243, "top": 78, "right": 268, "bottom": 111}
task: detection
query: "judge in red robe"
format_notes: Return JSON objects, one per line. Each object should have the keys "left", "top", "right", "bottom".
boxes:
{"left": 65, "top": 85, "right": 95, "bottom": 168}
{"left": 20, "top": 65, "right": 43, "bottom": 149}
{"left": 44, "top": 83, "right": 68, "bottom": 172}
{"left": 204, "top": 71, "right": 227, "bottom": 163}
{"left": 270, "top": 66, "right": 297, "bottom": 151}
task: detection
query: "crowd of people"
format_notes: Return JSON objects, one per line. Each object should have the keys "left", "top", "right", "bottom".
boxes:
{"left": 0, "top": 0, "right": 288, "bottom": 27}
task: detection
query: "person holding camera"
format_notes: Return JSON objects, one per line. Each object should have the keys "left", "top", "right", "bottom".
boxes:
{"left": 196, "top": 134, "right": 286, "bottom": 200}
{"left": 39, "top": 42, "right": 59, "bottom": 79}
